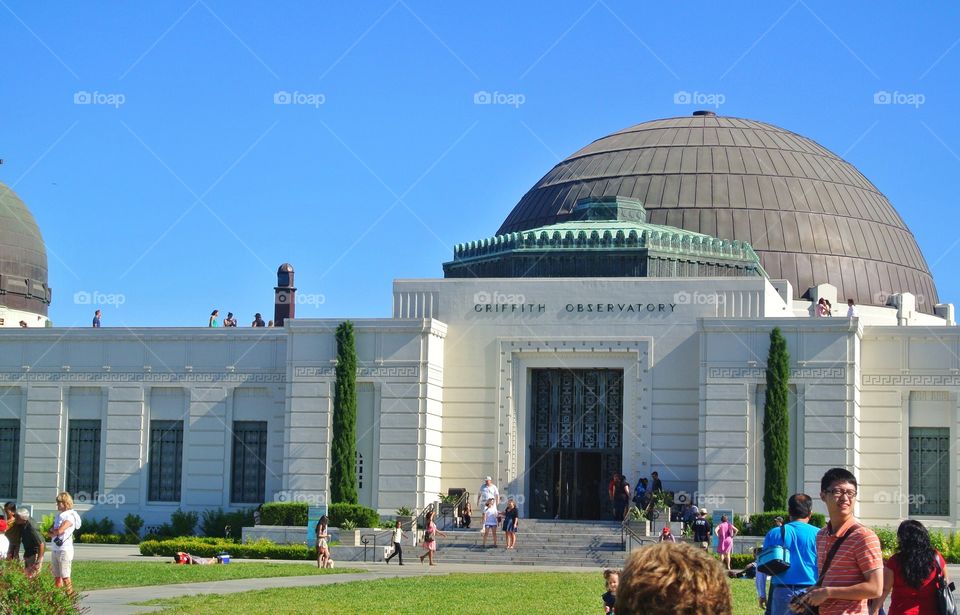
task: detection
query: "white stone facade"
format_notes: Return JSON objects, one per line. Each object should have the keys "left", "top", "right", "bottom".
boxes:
{"left": 0, "top": 276, "right": 956, "bottom": 529}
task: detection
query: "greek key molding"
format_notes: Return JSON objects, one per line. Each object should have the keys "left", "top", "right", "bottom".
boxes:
{"left": 863, "top": 374, "right": 960, "bottom": 387}
{"left": 0, "top": 372, "right": 285, "bottom": 383}
{"left": 293, "top": 366, "right": 419, "bottom": 379}
{"left": 707, "top": 366, "right": 846, "bottom": 381}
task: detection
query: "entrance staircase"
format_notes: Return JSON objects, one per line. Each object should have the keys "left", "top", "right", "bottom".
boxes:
{"left": 427, "top": 519, "right": 628, "bottom": 568}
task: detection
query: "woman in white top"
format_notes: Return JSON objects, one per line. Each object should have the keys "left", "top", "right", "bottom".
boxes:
{"left": 385, "top": 519, "right": 406, "bottom": 565}
{"left": 48, "top": 491, "right": 82, "bottom": 592}
{"left": 481, "top": 498, "right": 499, "bottom": 548}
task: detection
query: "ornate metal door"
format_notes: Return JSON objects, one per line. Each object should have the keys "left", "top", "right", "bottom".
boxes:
{"left": 528, "top": 369, "right": 624, "bottom": 519}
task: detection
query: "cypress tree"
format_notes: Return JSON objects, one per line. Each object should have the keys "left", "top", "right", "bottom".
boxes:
{"left": 331, "top": 321, "right": 358, "bottom": 504}
{"left": 763, "top": 327, "right": 790, "bottom": 512}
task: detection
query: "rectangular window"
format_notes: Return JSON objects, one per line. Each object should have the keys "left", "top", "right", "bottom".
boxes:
{"left": 67, "top": 420, "right": 101, "bottom": 497}
{"left": 149, "top": 420, "right": 183, "bottom": 502}
{"left": 231, "top": 421, "right": 267, "bottom": 504}
{"left": 909, "top": 427, "right": 950, "bottom": 516}
{"left": 0, "top": 420, "right": 20, "bottom": 498}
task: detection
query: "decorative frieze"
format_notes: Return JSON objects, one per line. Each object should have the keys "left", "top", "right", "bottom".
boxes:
{"left": 863, "top": 374, "right": 960, "bottom": 387}
{"left": 292, "top": 366, "right": 420, "bottom": 379}
{"left": 707, "top": 366, "right": 846, "bottom": 381}
{"left": 0, "top": 371, "right": 284, "bottom": 383}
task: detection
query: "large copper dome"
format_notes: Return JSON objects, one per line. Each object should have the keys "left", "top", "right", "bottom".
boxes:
{"left": 0, "top": 182, "right": 50, "bottom": 316}
{"left": 498, "top": 113, "right": 938, "bottom": 312}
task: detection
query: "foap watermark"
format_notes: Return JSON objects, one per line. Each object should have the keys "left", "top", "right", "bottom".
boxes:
{"left": 673, "top": 291, "right": 724, "bottom": 306}
{"left": 675, "top": 490, "right": 726, "bottom": 507}
{"left": 473, "top": 290, "right": 527, "bottom": 304}
{"left": 273, "top": 490, "right": 326, "bottom": 506}
{"left": 74, "top": 490, "right": 126, "bottom": 508}
{"left": 295, "top": 293, "right": 326, "bottom": 307}
{"left": 474, "top": 90, "right": 526, "bottom": 108}
{"left": 73, "top": 290, "right": 126, "bottom": 307}
{"left": 273, "top": 90, "right": 326, "bottom": 108}
{"left": 497, "top": 493, "right": 526, "bottom": 506}
{"left": 873, "top": 291, "right": 927, "bottom": 307}
{"left": 74, "top": 90, "right": 126, "bottom": 108}
{"left": 673, "top": 90, "right": 725, "bottom": 108}
{"left": 874, "top": 490, "right": 926, "bottom": 506}
{"left": 874, "top": 90, "right": 925, "bottom": 108}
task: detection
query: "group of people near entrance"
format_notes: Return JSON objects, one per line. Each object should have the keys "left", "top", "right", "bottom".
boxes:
{"left": 603, "top": 467, "right": 950, "bottom": 615}
{"left": 476, "top": 476, "right": 519, "bottom": 550}
{"left": 609, "top": 470, "right": 665, "bottom": 521}
{"left": 3, "top": 492, "right": 82, "bottom": 594}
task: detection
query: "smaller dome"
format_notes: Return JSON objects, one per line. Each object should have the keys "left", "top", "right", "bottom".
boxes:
{"left": 0, "top": 182, "right": 51, "bottom": 316}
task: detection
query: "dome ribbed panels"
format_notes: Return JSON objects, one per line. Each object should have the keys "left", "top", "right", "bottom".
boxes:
{"left": 498, "top": 116, "right": 938, "bottom": 312}
{"left": 0, "top": 183, "right": 50, "bottom": 315}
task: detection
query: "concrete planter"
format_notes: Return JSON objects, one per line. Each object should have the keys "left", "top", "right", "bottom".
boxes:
{"left": 242, "top": 525, "right": 308, "bottom": 545}
{"left": 335, "top": 528, "right": 383, "bottom": 547}
{"left": 625, "top": 519, "right": 650, "bottom": 536}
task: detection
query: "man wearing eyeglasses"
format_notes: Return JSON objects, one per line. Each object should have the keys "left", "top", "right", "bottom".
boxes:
{"left": 791, "top": 468, "right": 882, "bottom": 614}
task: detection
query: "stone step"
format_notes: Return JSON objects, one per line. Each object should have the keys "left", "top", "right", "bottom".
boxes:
{"left": 444, "top": 526, "right": 624, "bottom": 536}
{"left": 430, "top": 552, "right": 628, "bottom": 568}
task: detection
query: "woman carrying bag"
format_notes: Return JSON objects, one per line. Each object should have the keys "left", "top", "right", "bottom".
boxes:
{"left": 870, "top": 520, "right": 955, "bottom": 615}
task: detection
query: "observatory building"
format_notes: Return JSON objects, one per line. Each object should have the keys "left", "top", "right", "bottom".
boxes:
{"left": 0, "top": 112, "right": 956, "bottom": 529}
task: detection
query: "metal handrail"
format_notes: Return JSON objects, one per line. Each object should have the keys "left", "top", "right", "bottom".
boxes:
{"left": 621, "top": 507, "right": 657, "bottom": 552}
{"left": 438, "top": 490, "right": 470, "bottom": 529}
{"left": 359, "top": 533, "right": 377, "bottom": 562}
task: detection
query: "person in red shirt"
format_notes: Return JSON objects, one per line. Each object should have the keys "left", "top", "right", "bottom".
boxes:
{"left": 793, "top": 468, "right": 883, "bottom": 615}
{"left": 871, "top": 520, "right": 950, "bottom": 615}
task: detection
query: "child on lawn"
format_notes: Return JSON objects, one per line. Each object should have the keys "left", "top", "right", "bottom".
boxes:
{"left": 602, "top": 568, "right": 620, "bottom": 613}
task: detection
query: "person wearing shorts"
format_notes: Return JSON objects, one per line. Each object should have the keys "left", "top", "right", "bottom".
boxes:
{"left": 315, "top": 515, "right": 330, "bottom": 568}
{"left": 481, "top": 498, "right": 499, "bottom": 548}
{"left": 49, "top": 491, "right": 82, "bottom": 592}
{"left": 691, "top": 508, "right": 712, "bottom": 551}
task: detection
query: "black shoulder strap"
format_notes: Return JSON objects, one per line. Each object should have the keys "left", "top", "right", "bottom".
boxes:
{"left": 816, "top": 524, "right": 860, "bottom": 587}
{"left": 779, "top": 523, "right": 787, "bottom": 546}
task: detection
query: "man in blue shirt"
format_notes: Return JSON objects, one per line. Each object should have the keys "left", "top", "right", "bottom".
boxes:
{"left": 761, "top": 493, "right": 819, "bottom": 615}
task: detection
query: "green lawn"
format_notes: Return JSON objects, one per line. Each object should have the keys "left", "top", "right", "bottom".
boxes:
{"left": 68, "top": 561, "right": 361, "bottom": 591}
{"left": 139, "top": 573, "right": 764, "bottom": 614}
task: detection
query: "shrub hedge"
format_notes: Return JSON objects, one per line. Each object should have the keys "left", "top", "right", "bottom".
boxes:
{"left": 75, "top": 516, "right": 115, "bottom": 538}
{"left": 729, "top": 553, "right": 755, "bottom": 569}
{"left": 139, "top": 538, "right": 313, "bottom": 560}
{"left": 200, "top": 507, "right": 255, "bottom": 539}
{"left": 171, "top": 508, "right": 199, "bottom": 536}
{"left": 741, "top": 511, "right": 826, "bottom": 536}
{"left": 76, "top": 533, "right": 140, "bottom": 544}
{"left": 0, "top": 558, "right": 83, "bottom": 614}
{"left": 261, "top": 502, "right": 309, "bottom": 526}
{"left": 329, "top": 503, "right": 379, "bottom": 528}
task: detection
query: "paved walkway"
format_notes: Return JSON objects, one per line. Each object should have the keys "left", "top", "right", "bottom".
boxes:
{"left": 80, "top": 561, "right": 602, "bottom": 614}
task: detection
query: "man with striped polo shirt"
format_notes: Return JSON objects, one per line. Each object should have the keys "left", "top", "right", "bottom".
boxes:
{"left": 793, "top": 468, "right": 882, "bottom": 614}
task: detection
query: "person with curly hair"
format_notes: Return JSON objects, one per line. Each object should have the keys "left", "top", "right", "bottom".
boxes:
{"left": 615, "top": 542, "right": 732, "bottom": 615}
{"left": 870, "top": 520, "right": 949, "bottom": 615}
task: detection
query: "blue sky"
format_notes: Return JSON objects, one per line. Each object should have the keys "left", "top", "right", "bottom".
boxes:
{"left": 3, "top": 1, "right": 960, "bottom": 327}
